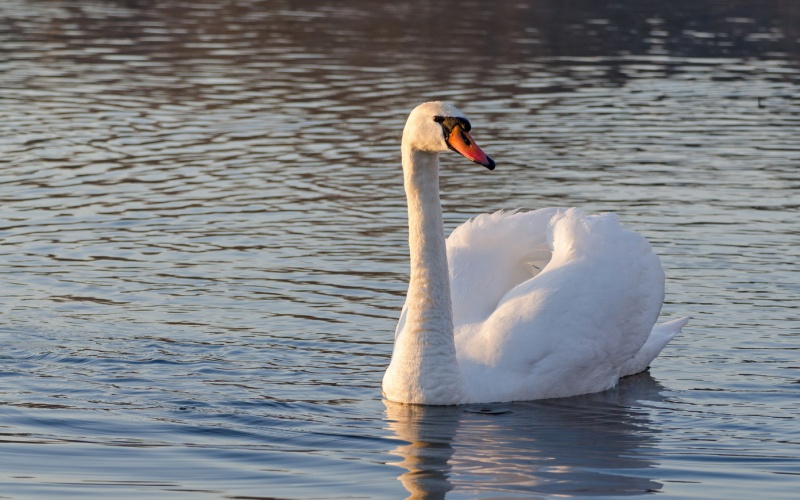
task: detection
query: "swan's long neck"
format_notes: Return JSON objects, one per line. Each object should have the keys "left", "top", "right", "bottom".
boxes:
{"left": 402, "top": 148, "right": 454, "bottom": 337}
{"left": 382, "top": 146, "right": 464, "bottom": 404}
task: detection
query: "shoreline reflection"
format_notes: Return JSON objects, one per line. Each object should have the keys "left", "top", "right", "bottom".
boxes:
{"left": 385, "top": 372, "right": 667, "bottom": 498}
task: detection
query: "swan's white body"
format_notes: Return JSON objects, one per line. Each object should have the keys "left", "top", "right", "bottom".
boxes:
{"left": 382, "top": 102, "right": 688, "bottom": 405}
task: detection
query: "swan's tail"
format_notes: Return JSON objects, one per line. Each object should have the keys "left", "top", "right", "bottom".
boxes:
{"left": 619, "top": 317, "right": 689, "bottom": 377}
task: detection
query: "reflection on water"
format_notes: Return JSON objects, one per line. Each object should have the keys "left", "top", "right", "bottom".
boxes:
{"left": 386, "top": 373, "right": 666, "bottom": 499}
{"left": 1, "top": 0, "right": 799, "bottom": 497}
{"left": 387, "top": 404, "right": 458, "bottom": 499}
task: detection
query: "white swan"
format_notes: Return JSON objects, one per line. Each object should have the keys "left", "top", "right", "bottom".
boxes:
{"left": 382, "top": 101, "right": 688, "bottom": 405}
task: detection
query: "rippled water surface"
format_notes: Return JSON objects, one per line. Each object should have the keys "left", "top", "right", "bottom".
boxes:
{"left": 2, "top": 0, "right": 799, "bottom": 498}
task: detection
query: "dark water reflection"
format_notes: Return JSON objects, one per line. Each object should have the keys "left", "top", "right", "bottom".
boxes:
{"left": 1, "top": 0, "right": 799, "bottom": 498}
{"left": 386, "top": 373, "right": 667, "bottom": 499}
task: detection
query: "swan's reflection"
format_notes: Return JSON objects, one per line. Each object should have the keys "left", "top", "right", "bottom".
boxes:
{"left": 385, "top": 372, "right": 667, "bottom": 499}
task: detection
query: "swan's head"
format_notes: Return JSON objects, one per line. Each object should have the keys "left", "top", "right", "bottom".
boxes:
{"left": 403, "top": 101, "right": 495, "bottom": 170}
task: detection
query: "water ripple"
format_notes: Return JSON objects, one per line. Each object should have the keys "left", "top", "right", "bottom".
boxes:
{"left": 1, "top": 0, "right": 799, "bottom": 498}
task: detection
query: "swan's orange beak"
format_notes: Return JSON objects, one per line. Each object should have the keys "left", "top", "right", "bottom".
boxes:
{"left": 446, "top": 124, "right": 496, "bottom": 170}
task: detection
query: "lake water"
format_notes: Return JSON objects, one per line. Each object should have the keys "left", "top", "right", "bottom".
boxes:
{"left": 1, "top": 0, "right": 799, "bottom": 498}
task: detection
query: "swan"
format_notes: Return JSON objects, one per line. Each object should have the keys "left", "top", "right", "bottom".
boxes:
{"left": 382, "top": 101, "right": 688, "bottom": 405}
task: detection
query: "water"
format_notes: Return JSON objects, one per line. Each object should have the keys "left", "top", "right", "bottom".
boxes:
{"left": 1, "top": 0, "right": 798, "bottom": 497}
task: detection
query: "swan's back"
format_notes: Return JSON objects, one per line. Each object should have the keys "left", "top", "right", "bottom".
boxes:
{"left": 447, "top": 208, "right": 561, "bottom": 326}
{"left": 446, "top": 208, "right": 667, "bottom": 403}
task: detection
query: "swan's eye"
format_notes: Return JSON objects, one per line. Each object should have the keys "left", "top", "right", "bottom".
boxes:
{"left": 434, "top": 116, "right": 472, "bottom": 142}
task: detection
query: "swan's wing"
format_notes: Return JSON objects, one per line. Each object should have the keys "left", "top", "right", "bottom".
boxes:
{"left": 457, "top": 208, "right": 668, "bottom": 401}
{"left": 619, "top": 316, "right": 689, "bottom": 377}
{"left": 446, "top": 208, "right": 564, "bottom": 327}
{"left": 397, "top": 207, "right": 559, "bottom": 338}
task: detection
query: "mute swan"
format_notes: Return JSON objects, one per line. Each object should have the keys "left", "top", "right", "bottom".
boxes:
{"left": 382, "top": 101, "right": 688, "bottom": 405}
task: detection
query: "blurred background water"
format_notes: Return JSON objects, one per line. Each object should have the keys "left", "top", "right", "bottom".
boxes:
{"left": 1, "top": 0, "right": 799, "bottom": 498}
